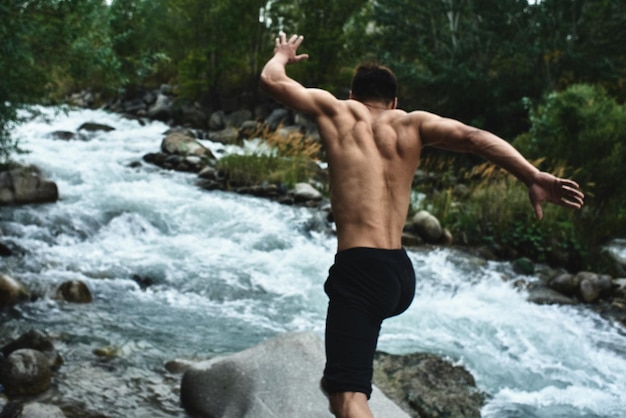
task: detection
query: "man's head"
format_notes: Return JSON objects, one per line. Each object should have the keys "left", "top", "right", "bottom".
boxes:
{"left": 350, "top": 63, "right": 397, "bottom": 108}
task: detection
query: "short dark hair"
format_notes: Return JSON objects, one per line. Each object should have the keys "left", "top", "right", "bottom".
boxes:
{"left": 350, "top": 63, "right": 397, "bottom": 103}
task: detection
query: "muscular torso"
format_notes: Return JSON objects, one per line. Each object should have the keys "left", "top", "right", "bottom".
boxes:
{"left": 315, "top": 100, "right": 422, "bottom": 251}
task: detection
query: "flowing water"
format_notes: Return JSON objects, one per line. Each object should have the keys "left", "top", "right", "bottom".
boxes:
{"left": 1, "top": 107, "right": 625, "bottom": 417}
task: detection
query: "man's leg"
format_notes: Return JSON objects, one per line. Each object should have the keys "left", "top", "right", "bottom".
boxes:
{"left": 327, "top": 392, "right": 374, "bottom": 418}
{"left": 323, "top": 301, "right": 380, "bottom": 394}
{"left": 322, "top": 300, "right": 381, "bottom": 417}
{"left": 322, "top": 248, "right": 412, "bottom": 417}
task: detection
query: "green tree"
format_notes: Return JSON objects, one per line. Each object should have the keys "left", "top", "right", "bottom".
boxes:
{"left": 0, "top": 1, "right": 69, "bottom": 164}
{"left": 61, "top": 0, "right": 121, "bottom": 94}
{"left": 343, "top": 0, "right": 626, "bottom": 139}
{"left": 162, "top": 0, "right": 271, "bottom": 108}
{"left": 344, "top": 0, "right": 542, "bottom": 137}
{"left": 0, "top": 0, "right": 119, "bottom": 164}
{"left": 108, "top": 0, "right": 171, "bottom": 92}
{"left": 530, "top": 0, "right": 626, "bottom": 99}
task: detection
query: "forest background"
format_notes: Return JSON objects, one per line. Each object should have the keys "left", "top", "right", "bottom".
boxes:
{"left": 1, "top": 0, "right": 625, "bottom": 273}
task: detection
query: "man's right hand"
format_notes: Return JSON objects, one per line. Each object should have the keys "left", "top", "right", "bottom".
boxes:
{"left": 273, "top": 32, "right": 309, "bottom": 65}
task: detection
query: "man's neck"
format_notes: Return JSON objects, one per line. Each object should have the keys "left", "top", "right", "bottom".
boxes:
{"left": 362, "top": 101, "right": 389, "bottom": 110}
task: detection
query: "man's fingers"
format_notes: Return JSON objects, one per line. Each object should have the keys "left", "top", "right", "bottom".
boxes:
{"left": 295, "top": 53, "right": 309, "bottom": 62}
{"left": 274, "top": 33, "right": 307, "bottom": 62}
{"left": 556, "top": 197, "right": 583, "bottom": 209}
{"left": 565, "top": 191, "right": 584, "bottom": 206}
{"left": 275, "top": 31, "right": 285, "bottom": 47}
{"left": 561, "top": 178, "right": 580, "bottom": 189}
{"left": 276, "top": 33, "right": 304, "bottom": 47}
{"left": 560, "top": 180, "right": 584, "bottom": 206}
{"left": 294, "top": 35, "right": 304, "bottom": 48}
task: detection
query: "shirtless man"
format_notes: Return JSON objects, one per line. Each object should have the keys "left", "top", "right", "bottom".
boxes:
{"left": 259, "top": 33, "right": 584, "bottom": 418}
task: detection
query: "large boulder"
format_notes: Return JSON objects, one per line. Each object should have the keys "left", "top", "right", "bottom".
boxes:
{"left": 0, "top": 402, "right": 66, "bottom": 418}
{"left": 547, "top": 271, "right": 615, "bottom": 303}
{"left": 548, "top": 272, "right": 579, "bottom": 297}
{"left": 290, "top": 182, "right": 323, "bottom": 203}
{"left": 54, "top": 280, "right": 93, "bottom": 304}
{"left": 0, "top": 274, "right": 29, "bottom": 309}
{"left": 0, "top": 167, "right": 58, "bottom": 205}
{"left": 122, "top": 97, "right": 148, "bottom": 114}
{"left": 512, "top": 257, "right": 535, "bottom": 275}
{"left": 77, "top": 122, "right": 115, "bottom": 133}
{"left": 161, "top": 132, "right": 215, "bottom": 159}
{"left": 147, "top": 93, "right": 173, "bottom": 122}
{"left": 208, "top": 110, "right": 226, "bottom": 131}
{"left": 577, "top": 271, "right": 614, "bottom": 303}
{"left": 224, "top": 109, "right": 253, "bottom": 129}
{"left": 180, "top": 332, "right": 410, "bottom": 418}
{"left": 0, "top": 349, "right": 52, "bottom": 396}
{"left": 208, "top": 127, "right": 240, "bottom": 145}
{"left": 1, "top": 330, "right": 63, "bottom": 372}
{"left": 265, "top": 108, "right": 292, "bottom": 130}
{"left": 373, "top": 352, "right": 486, "bottom": 418}
{"left": 411, "top": 210, "right": 443, "bottom": 244}
{"left": 239, "top": 120, "right": 262, "bottom": 139}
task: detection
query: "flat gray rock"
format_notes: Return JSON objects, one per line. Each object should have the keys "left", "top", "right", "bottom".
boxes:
{"left": 181, "top": 332, "right": 410, "bottom": 418}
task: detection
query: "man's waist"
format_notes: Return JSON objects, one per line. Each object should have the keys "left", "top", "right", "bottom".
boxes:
{"left": 335, "top": 228, "right": 403, "bottom": 252}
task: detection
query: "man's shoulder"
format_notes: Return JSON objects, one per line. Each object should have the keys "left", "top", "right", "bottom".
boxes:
{"left": 393, "top": 109, "right": 440, "bottom": 127}
{"left": 403, "top": 109, "right": 436, "bottom": 119}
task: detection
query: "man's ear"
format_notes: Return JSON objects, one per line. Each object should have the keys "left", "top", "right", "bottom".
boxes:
{"left": 348, "top": 90, "right": 354, "bottom": 100}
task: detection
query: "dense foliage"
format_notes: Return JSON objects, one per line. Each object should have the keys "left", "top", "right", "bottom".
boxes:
{"left": 0, "top": 0, "right": 118, "bottom": 165}
{"left": 3, "top": 0, "right": 624, "bottom": 161}
{"left": 3, "top": 1, "right": 624, "bottom": 131}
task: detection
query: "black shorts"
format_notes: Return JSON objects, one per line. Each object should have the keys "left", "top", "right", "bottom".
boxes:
{"left": 322, "top": 247, "right": 416, "bottom": 398}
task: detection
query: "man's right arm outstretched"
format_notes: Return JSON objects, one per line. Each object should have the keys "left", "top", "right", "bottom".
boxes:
{"left": 259, "top": 32, "right": 338, "bottom": 117}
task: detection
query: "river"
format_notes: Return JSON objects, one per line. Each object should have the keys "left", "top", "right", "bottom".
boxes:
{"left": 1, "top": 107, "right": 625, "bottom": 417}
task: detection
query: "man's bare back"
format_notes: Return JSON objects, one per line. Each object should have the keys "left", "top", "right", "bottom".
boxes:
{"left": 316, "top": 101, "right": 421, "bottom": 250}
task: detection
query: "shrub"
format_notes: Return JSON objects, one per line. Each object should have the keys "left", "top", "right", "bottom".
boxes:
{"left": 217, "top": 153, "right": 315, "bottom": 189}
{"left": 217, "top": 128, "right": 322, "bottom": 189}
{"left": 418, "top": 163, "right": 589, "bottom": 272}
